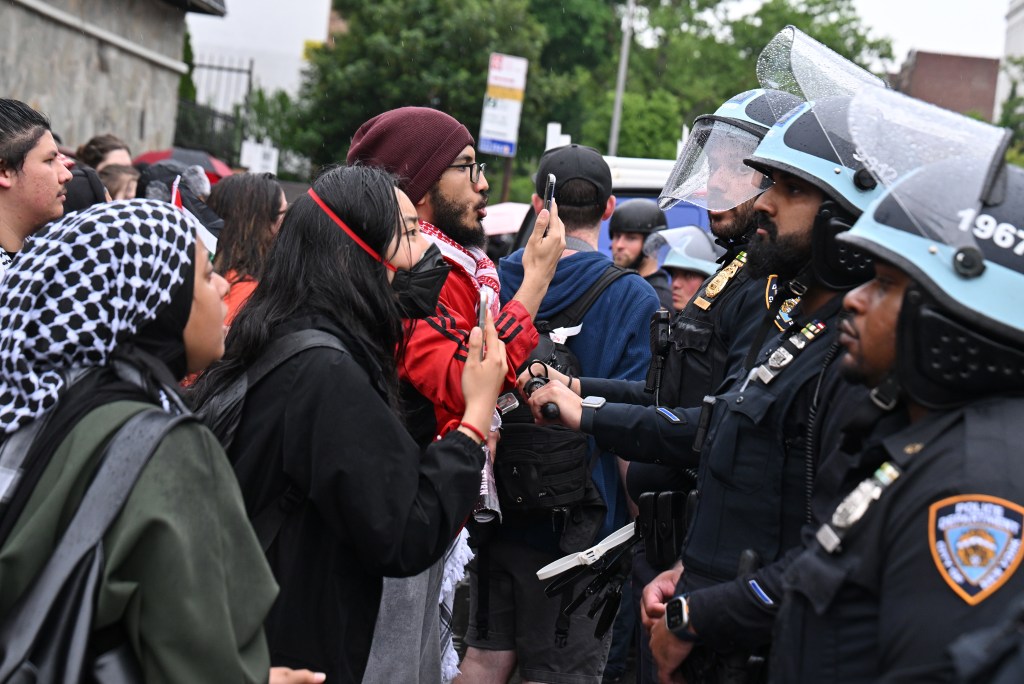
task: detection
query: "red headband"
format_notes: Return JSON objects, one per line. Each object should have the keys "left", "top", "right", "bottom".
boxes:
{"left": 307, "top": 188, "right": 397, "bottom": 272}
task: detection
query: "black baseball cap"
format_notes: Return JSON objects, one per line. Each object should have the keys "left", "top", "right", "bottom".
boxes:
{"left": 535, "top": 144, "right": 612, "bottom": 207}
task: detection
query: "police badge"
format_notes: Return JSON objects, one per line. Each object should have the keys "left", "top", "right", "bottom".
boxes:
{"left": 930, "top": 495, "right": 1024, "bottom": 605}
{"left": 694, "top": 252, "right": 746, "bottom": 311}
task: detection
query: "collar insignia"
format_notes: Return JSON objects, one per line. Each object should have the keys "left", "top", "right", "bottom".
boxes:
{"left": 930, "top": 495, "right": 1024, "bottom": 605}
{"left": 694, "top": 251, "right": 746, "bottom": 311}
{"left": 765, "top": 275, "right": 801, "bottom": 330}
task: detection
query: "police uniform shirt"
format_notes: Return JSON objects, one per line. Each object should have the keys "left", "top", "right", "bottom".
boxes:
{"left": 772, "top": 394, "right": 1024, "bottom": 682}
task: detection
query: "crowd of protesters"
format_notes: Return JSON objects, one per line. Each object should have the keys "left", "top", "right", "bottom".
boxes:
{"left": 2, "top": 23, "right": 1024, "bottom": 684}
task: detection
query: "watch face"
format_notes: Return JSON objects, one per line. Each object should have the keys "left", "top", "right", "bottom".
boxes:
{"left": 666, "top": 597, "right": 686, "bottom": 630}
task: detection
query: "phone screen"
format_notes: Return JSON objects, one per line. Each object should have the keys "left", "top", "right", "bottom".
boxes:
{"left": 477, "top": 290, "right": 490, "bottom": 360}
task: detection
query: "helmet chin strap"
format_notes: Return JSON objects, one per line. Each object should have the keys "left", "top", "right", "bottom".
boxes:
{"left": 838, "top": 372, "right": 903, "bottom": 455}
{"left": 785, "top": 262, "right": 816, "bottom": 298}
{"left": 869, "top": 373, "right": 902, "bottom": 411}
{"left": 779, "top": 201, "right": 840, "bottom": 298}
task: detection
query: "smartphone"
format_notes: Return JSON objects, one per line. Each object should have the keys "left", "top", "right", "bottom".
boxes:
{"left": 543, "top": 173, "right": 556, "bottom": 211}
{"left": 542, "top": 173, "right": 556, "bottom": 237}
{"left": 477, "top": 289, "right": 490, "bottom": 330}
{"left": 477, "top": 290, "right": 490, "bottom": 359}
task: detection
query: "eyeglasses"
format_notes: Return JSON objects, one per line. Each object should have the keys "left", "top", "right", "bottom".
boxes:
{"left": 447, "top": 161, "right": 487, "bottom": 184}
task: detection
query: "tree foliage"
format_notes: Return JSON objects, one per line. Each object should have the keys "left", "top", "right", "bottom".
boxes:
{"left": 249, "top": 0, "right": 892, "bottom": 197}
{"left": 998, "top": 56, "right": 1024, "bottom": 166}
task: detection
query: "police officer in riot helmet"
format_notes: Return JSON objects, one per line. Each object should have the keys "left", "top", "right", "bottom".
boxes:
{"left": 528, "top": 27, "right": 891, "bottom": 684}
{"left": 519, "top": 87, "right": 799, "bottom": 684}
{"left": 770, "top": 88, "right": 1024, "bottom": 682}
{"left": 522, "top": 87, "right": 800, "bottom": 440}
{"left": 609, "top": 199, "right": 674, "bottom": 309}
{"left": 527, "top": 92, "right": 882, "bottom": 682}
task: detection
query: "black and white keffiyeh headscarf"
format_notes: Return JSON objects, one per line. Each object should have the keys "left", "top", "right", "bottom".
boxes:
{"left": 0, "top": 200, "right": 198, "bottom": 434}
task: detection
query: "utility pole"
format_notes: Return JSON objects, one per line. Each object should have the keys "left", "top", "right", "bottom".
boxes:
{"left": 608, "top": 0, "right": 635, "bottom": 156}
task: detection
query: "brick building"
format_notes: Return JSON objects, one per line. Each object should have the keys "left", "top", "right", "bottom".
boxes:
{"left": 893, "top": 50, "right": 1000, "bottom": 120}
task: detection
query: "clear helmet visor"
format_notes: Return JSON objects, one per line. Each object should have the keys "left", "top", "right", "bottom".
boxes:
{"left": 659, "top": 117, "right": 768, "bottom": 212}
{"left": 849, "top": 86, "right": 1012, "bottom": 249}
{"left": 757, "top": 25, "right": 886, "bottom": 121}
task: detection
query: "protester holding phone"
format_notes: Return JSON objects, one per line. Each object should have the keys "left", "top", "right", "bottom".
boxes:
{"left": 191, "top": 165, "right": 509, "bottom": 683}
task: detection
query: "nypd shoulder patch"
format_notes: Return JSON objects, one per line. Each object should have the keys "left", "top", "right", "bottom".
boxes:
{"left": 929, "top": 495, "right": 1024, "bottom": 605}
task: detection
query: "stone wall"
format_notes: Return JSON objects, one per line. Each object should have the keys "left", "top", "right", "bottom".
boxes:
{"left": 0, "top": 0, "right": 187, "bottom": 156}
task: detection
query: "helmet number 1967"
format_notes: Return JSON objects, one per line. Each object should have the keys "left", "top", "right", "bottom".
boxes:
{"left": 957, "top": 209, "right": 1024, "bottom": 255}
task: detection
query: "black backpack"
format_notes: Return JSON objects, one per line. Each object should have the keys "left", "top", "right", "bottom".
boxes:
{"left": 194, "top": 329, "right": 346, "bottom": 550}
{"left": 494, "top": 264, "right": 631, "bottom": 551}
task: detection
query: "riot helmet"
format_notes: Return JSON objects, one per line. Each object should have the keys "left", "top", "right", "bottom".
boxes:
{"left": 609, "top": 199, "right": 667, "bottom": 238}
{"left": 744, "top": 26, "right": 887, "bottom": 289}
{"left": 659, "top": 89, "right": 802, "bottom": 214}
{"left": 645, "top": 226, "right": 721, "bottom": 278}
{"left": 840, "top": 88, "right": 1019, "bottom": 409}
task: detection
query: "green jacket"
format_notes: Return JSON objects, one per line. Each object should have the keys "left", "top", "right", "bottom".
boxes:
{"left": 0, "top": 400, "right": 278, "bottom": 683}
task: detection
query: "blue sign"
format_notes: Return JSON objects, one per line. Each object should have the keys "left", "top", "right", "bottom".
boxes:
{"left": 479, "top": 138, "right": 517, "bottom": 158}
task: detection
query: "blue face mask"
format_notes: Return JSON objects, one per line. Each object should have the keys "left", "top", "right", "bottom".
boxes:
{"left": 390, "top": 243, "right": 450, "bottom": 319}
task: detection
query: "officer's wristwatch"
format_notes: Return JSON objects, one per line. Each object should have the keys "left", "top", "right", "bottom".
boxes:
{"left": 665, "top": 595, "right": 699, "bottom": 642}
{"left": 579, "top": 395, "right": 606, "bottom": 433}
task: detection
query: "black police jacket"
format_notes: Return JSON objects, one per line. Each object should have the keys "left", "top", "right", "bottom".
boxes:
{"left": 680, "top": 370, "right": 871, "bottom": 652}
{"left": 772, "top": 394, "right": 1024, "bottom": 682}
{"left": 585, "top": 249, "right": 763, "bottom": 407}
{"left": 679, "top": 295, "right": 847, "bottom": 590}
{"left": 582, "top": 258, "right": 775, "bottom": 471}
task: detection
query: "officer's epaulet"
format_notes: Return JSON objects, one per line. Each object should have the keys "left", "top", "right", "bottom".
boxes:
{"left": 694, "top": 251, "right": 746, "bottom": 311}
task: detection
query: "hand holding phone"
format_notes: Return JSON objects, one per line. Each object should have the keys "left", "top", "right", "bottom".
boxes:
{"left": 542, "top": 173, "right": 556, "bottom": 237}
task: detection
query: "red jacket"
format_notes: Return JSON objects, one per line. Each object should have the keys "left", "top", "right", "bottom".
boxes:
{"left": 398, "top": 258, "right": 538, "bottom": 438}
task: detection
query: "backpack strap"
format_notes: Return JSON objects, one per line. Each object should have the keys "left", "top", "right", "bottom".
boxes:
{"left": 0, "top": 408, "right": 187, "bottom": 679}
{"left": 545, "top": 264, "right": 633, "bottom": 331}
{"left": 198, "top": 329, "right": 347, "bottom": 450}
{"left": 244, "top": 329, "right": 347, "bottom": 552}
{"left": 249, "top": 329, "right": 347, "bottom": 386}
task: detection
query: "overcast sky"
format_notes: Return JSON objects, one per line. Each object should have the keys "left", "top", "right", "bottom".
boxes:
{"left": 853, "top": 0, "right": 1008, "bottom": 64}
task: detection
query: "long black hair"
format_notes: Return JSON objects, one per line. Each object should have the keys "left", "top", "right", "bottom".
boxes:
{"left": 191, "top": 164, "right": 407, "bottom": 410}
{"left": 208, "top": 172, "right": 283, "bottom": 282}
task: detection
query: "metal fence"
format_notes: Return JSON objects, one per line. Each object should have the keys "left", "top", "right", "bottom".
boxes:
{"left": 174, "top": 56, "right": 254, "bottom": 165}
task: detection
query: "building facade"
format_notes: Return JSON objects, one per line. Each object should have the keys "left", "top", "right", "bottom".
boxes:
{"left": 0, "top": 0, "right": 224, "bottom": 156}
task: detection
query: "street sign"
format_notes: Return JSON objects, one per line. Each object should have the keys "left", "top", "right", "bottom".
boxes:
{"left": 479, "top": 53, "right": 528, "bottom": 158}
{"left": 240, "top": 138, "right": 280, "bottom": 175}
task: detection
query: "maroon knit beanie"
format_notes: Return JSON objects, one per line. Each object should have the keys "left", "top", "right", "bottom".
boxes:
{"left": 346, "top": 107, "right": 475, "bottom": 204}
